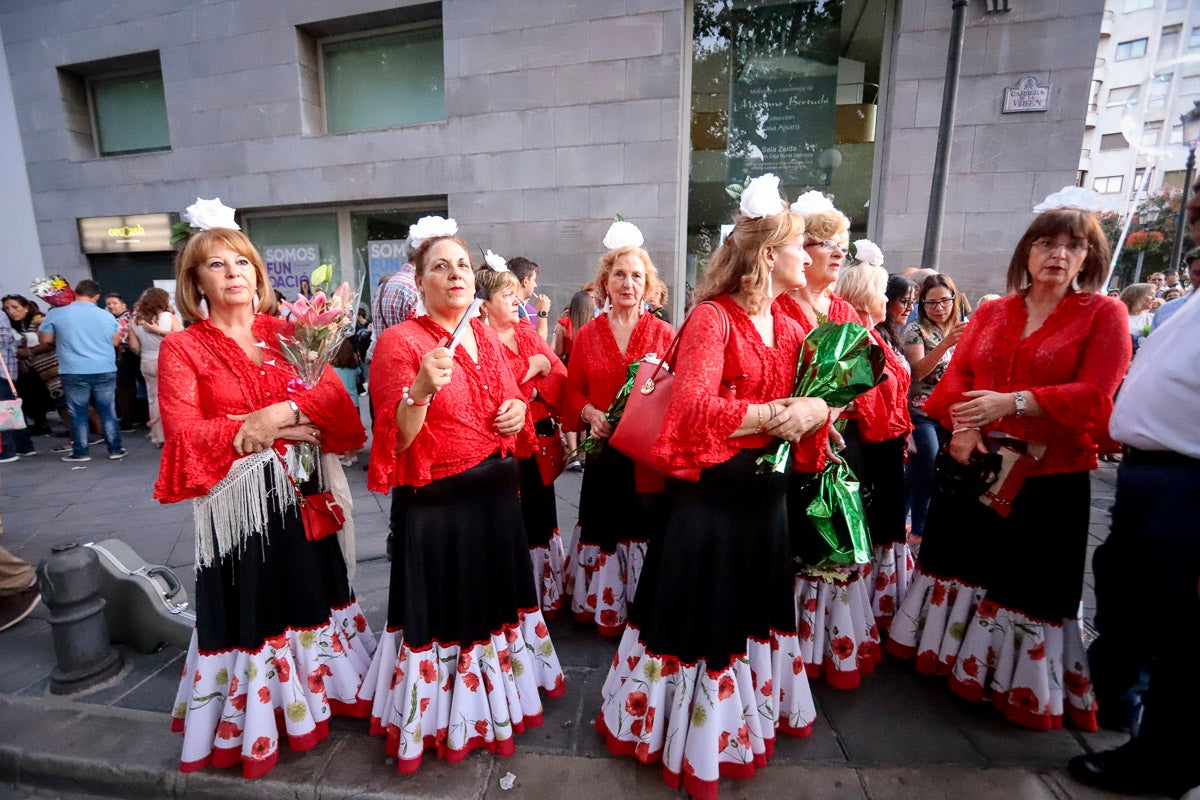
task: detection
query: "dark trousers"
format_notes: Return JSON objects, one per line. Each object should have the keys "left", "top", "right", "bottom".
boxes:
{"left": 1089, "top": 451, "right": 1200, "bottom": 762}
{"left": 115, "top": 349, "right": 146, "bottom": 427}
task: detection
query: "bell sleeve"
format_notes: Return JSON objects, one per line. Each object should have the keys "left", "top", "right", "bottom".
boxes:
{"left": 526, "top": 335, "right": 568, "bottom": 416}
{"left": 651, "top": 302, "right": 747, "bottom": 471}
{"left": 366, "top": 327, "right": 430, "bottom": 491}
{"left": 1027, "top": 298, "right": 1131, "bottom": 439}
{"left": 153, "top": 336, "right": 244, "bottom": 503}
{"left": 292, "top": 364, "right": 366, "bottom": 455}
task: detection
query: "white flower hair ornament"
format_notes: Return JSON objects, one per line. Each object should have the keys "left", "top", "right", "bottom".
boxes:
{"left": 851, "top": 239, "right": 884, "bottom": 268}
{"left": 483, "top": 249, "right": 509, "bottom": 272}
{"left": 602, "top": 220, "right": 644, "bottom": 251}
{"left": 183, "top": 198, "right": 239, "bottom": 231}
{"left": 789, "top": 190, "right": 835, "bottom": 217}
{"left": 408, "top": 216, "right": 459, "bottom": 249}
{"left": 1033, "top": 186, "right": 1107, "bottom": 214}
{"left": 739, "top": 174, "right": 786, "bottom": 219}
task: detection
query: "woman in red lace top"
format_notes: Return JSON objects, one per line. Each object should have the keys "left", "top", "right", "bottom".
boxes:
{"left": 888, "top": 207, "right": 1131, "bottom": 732}
{"left": 595, "top": 178, "right": 829, "bottom": 800}
{"left": 834, "top": 262, "right": 914, "bottom": 631}
{"left": 478, "top": 264, "right": 569, "bottom": 618}
{"left": 561, "top": 236, "right": 673, "bottom": 636}
{"left": 360, "top": 234, "right": 564, "bottom": 774}
{"left": 776, "top": 195, "right": 881, "bottom": 690}
{"left": 155, "top": 225, "right": 373, "bottom": 779}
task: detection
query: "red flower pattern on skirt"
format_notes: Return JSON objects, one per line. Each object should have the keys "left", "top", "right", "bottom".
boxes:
{"left": 960, "top": 654, "right": 979, "bottom": 678}
{"left": 216, "top": 720, "right": 241, "bottom": 740}
{"left": 273, "top": 658, "right": 290, "bottom": 684}
{"left": 625, "top": 691, "right": 649, "bottom": 717}
{"left": 717, "top": 674, "right": 735, "bottom": 700}
{"left": 257, "top": 686, "right": 271, "bottom": 704}
{"left": 831, "top": 636, "right": 854, "bottom": 661}
{"left": 474, "top": 719, "right": 489, "bottom": 737}
{"left": 931, "top": 581, "right": 947, "bottom": 607}
{"left": 461, "top": 672, "right": 481, "bottom": 691}
{"left": 250, "top": 737, "right": 272, "bottom": 758}
{"left": 1027, "top": 641, "right": 1046, "bottom": 661}
{"left": 1064, "top": 670, "right": 1089, "bottom": 697}
{"left": 419, "top": 660, "right": 437, "bottom": 683}
{"left": 534, "top": 621, "right": 549, "bottom": 638}
{"left": 1009, "top": 686, "right": 1042, "bottom": 714}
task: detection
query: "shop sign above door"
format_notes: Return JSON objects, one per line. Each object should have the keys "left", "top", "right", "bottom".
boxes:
{"left": 78, "top": 213, "right": 175, "bottom": 253}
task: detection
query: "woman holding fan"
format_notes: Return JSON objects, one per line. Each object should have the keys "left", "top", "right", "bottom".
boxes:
{"left": 361, "top": 222, "right": 564, "bottom": 772}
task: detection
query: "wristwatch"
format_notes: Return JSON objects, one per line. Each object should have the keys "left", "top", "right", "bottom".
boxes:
{"left": 1012, "top": 391, "right": 1026, "bottom": 417}
{"left": 537, "top": 310, "right": 548, "bottom": 318}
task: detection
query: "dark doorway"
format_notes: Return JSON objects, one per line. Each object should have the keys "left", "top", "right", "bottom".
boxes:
{"left": 88, "top": 251, "right": 177, "bottom": 306}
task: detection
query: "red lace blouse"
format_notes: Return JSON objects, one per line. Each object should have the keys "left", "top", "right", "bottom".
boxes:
{"left": 502, "top": 323, "right": 567, "bottom": 458}
{"left": 924, "top": 292, "right": 1131, "bottom": 476}
{"left": 154, "top": 316, "right": 366, "bottom": 503}
{"left": 772, "top": 292, "right": 861, "bottom": 473}
{"left": 847, "top": 329, "right": 913, "bottom": 443}
{"left": 562, "top": 312, "right": 674, "bottom": 432}
{"left": 368, "top": 316, "right": 521, "bottom": 490}
{"left": 651, "top": 295, "right": 805, "bottom": 472}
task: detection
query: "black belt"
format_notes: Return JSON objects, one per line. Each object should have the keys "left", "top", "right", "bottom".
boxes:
{"left": 1125, "top": 448, "right": 1200, "bottom": 468}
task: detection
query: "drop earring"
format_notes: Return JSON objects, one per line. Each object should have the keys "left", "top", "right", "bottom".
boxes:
{"left": 198, "top": 294, "right": 209, "bottom": 318}
{"left": 252, "top": 292, "right": 259, "bottom": 312}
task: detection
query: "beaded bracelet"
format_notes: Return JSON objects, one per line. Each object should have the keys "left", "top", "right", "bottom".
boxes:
{"left": 402, "top": 386, "right": 433, "bottom": 407}
{"left": 756, "top": 403, "right": 767, "bottom": 433}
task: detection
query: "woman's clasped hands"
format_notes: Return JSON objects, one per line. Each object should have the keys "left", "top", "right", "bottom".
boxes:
{"left": 227, "top": 405, "right": 319, "bottom": 456}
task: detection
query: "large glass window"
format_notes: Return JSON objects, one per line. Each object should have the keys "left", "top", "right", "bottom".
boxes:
{"left": 1116, "top": 38, "right": 1149, "bottom": 60}
{"left": 322, "top": 23, "right": 445, "bottom": 133}
{"left": 351, "top": 207, "right": 444, "bottom": 305}
{"left": 244, "top": 213, "right": 340, "bottom": 300}
{"left": 91, "top": 72, "right": 170, "bottom": 156}
{"left": 686, "top": 0, "right": 884, "bottom": 292}
{"left": 1093, "top": 175, "right": 1123, "bottom": 194}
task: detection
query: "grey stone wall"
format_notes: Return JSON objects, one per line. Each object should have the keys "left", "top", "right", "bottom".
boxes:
{"left": 0, "top": 0, "right": 686, "bottom": 308}
{"left": 0, "top": 20, "right": 45, "bottom": 295}
{"left": 878, "top": 0, "right": 1101, "bottom": 302}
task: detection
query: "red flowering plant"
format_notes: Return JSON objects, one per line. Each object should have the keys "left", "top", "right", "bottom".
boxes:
{"left": 1123, "top": 230, "right": 1165, "bottom": 253}
{"left": 277, "top": 263, "right": 358, "bottom": 477}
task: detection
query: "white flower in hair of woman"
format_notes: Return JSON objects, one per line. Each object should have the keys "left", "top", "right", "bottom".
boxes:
{"left": 852, "top": 239, "right": 884, "bottom": 268}
{"left": 739, "top": 173, "right": 786, "bottom": 219}
{"left": 183, "top": 197, "right": 240, "bottom": 231}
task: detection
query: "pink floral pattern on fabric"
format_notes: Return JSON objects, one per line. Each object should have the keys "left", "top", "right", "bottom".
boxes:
{"left": 947, "top": 601, "right": 1098, "bottom": 731}
{"left": 529, "top": 530, "right": 567, "bottom": 618}
{"left": 885, "top": 571, "right": 985, "bottom": 675}
{"left": 865, "top": 542, "right": 916, "bottom": 631}
{"left": 358, "top": 609, "right": 564, "bottom": 773}
{"left": 596, "top": 625, "right": 816, "bottom": 800}
{"left": 564, "top": 536, "right": 646, "bottom": 636}
{"left": 793, "top": 573, "right": 881, "bottom": 690}
{"left": 171, "top": 602, "right": 376, "bottom": 778}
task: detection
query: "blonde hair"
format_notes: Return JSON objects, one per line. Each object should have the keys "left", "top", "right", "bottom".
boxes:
{"left": 475, "top": 267, "right": 520, "bottom": 300}
{"left": 695, "top": 212, "right": 807, "bottom": 315}
{"left": 801, "top": 209, "right": 851, "bottom": 244}
{"left": 595, "top": 246, "right": 657, "bottom": 308}
{"left": 175, "top": 228, "right": 277, "bottom": 323}
{"left": 835, "top": 263, "right": 888, "bottom": 322}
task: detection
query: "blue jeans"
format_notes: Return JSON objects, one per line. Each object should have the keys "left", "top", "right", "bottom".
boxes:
{"left": 60, "top": 372, "right": 122, "bottom": 457}
{"left": 0, "top": 378, "right": 33, "bottom": 455}
{"left": 905, "top": 413, "right": 946, "bottom": 538}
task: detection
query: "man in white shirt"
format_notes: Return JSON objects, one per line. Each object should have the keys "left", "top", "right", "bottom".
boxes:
{"left": 1069, "top": 203, "right": 1200, "bottom": 798}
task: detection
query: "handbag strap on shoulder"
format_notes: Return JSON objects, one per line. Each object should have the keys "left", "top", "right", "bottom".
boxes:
{"left": 649, "top": 300, "right": 730, "bottom": 381}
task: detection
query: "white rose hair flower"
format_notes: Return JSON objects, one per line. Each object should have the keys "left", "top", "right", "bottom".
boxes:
{"left": 408, "top": 216, "right": 459, "bottom": 249}
{"left": 483, "top": 249, "right": 509, "bottom": 272}
{"left": 183, "top": 197, "right": 240, "bottom": 231}
{"left": 1033, "top": 186, "right": 1107, "bottom": 214}
{"left": 789, "top": 190, "right": 835, "bottom": 217}
{"left": 602, "top": 220, "right": 645, "bottom": 251}
{"left": 739, "top": 173, "right": 786, "bottom": 219}
{"left": 851, "top": 239, "right": 884, "bottom": 268}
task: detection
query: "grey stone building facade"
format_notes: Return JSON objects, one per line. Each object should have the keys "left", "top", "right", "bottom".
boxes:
{"left": 0, "top": 0, "right": 1101, "bottom": 312}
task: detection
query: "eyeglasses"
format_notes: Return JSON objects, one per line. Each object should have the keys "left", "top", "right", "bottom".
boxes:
{"left": 922, "top": 297, "right": 955, "bottom": 309}
{"left": 806, "top": 239, "right": 850, "bottom": 257}
{"left": 894, "top": 298, "right": 917, "bottom": 309}
{"left": 1031, "top": 238, "right": 1089, "bottom": 255}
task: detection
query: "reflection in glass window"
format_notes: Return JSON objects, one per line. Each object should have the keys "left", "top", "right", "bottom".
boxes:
{"left": 322, "top": 23, "right": 445, "bottom": 133}
{"left": 91, "top": 72, "right": 170, "bottom": 156}
{"left": 243, "top": 213, "right": 341, "bottom": 299}
{"left": 686, "top": 0, "right": 884, "bottom": 292}
{"left": 1115, "top": 38, "right": 1149, "bottom": 60}
{"left": 1108, "top": 85, "right": 1140, "bottom": 107}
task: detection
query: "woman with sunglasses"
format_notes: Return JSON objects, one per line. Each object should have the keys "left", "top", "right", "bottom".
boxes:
{"left": 887, "top": 204, "right": 1130, "bottom": 732}
{"left": 900, "top": 274, "right": 969, "bottom": 543}
{"left": 775, "top": 192, "right": 881, "bottom": 690}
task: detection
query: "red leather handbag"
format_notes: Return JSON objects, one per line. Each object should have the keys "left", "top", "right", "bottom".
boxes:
{"left": 275, "top": 450, "right": 346, "bottom": 541}
{"left": 608, "top": 302, "right": 729, "bottom": 482}
{"left": 533, "top": 430, "right": 567, "bottom": 486}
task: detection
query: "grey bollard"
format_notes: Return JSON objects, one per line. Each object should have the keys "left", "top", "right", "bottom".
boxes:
{"left": 37, "top": 542, "right": 122, "bottom": 694}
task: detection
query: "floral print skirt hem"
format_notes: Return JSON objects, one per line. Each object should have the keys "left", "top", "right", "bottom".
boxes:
{"left": 863, "top": 542, "right": 916, "bottom": 632}
{"left": 529, "top": 530, "right": 566, "bottom": 619}
{"left": 595, "top": 624, "right": 817, "bottom": 800}
{"left": 564, "top": 536, "right": 647, "bottom": 636}
{"left": 359, "top": 608, "right": 565, "bottom": 774}
{"left": 793, "top": 572, "right": 881, "bottom": 691}
{"left": 171, "top": 601, "right": 377, "bottom": 779}
{"left": 885, "top": 569, "right": 986, "bottom": 675}
{"left": 947, "top": 597, "right": 1097, "bottom": 732}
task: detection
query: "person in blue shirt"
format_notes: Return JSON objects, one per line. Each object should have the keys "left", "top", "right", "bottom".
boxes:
{"left": 1150, "top": 249, "right": 1200, "bottom": 333}
{"left": 38, "top": 279, "right": 125, "bottom": 462}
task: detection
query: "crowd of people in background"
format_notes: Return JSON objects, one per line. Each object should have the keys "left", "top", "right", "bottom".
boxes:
{"left": 0, "top": 182, "right": 1197, "bottom": 800}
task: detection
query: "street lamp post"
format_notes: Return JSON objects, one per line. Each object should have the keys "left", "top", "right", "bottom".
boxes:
{"left": 1169, "top": 100, "right": 1200, "bottom": 273}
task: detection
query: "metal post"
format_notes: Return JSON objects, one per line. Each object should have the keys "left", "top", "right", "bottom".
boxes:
{"left": 921, "top": 0, "right": 970, "bottom": 271}
{"left": 1169, "top": 146, "right": 1196, "bottom": 274}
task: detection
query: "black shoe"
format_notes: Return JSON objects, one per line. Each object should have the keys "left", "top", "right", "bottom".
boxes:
{"left": 386, "top": 532, "right": 393, "bottom": 562}
{"left": 1069, "top": 743, "right": 1197, "bottom": 797}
